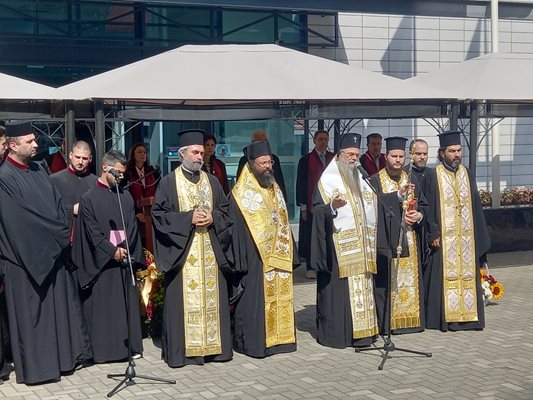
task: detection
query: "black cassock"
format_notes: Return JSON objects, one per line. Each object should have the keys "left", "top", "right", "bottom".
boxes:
{"left": 369, "top": 173, "right": 426, "bottom": 335}
{"left": 51, "top": 168, "right": 98, "bottom": 229}
{"left": 0, "top": 159, "right": 92, "bottom": 384}
{"left": 152, "top": 170, "right": 233, "bottom": 367}
{"left": 73, "top": 182, "right": 143, "bottom": 362}
{"left": 422, "top": 165, "right": 490, "bottom": 331}
{"left": 228, "top": 194, "right": 298, "bottom": 357}
{"left": 310, "top": 191, "right": 376, "bottom": 348}
{"left": 0, "top": 289, "right": 11, "bottom": 381}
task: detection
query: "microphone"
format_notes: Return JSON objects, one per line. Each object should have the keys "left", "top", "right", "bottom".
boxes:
{"left": 355, "top": 161, "right": 369, "bottom": 180}
{"left": 107, "top": 167, "right": 123, "bottom": 179}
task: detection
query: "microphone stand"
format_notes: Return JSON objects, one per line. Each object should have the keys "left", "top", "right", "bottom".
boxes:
{"left": 354, "top": 165, "right": 431, "bottom": 370}
{"left": 106, "top": 175, "right": 176, "bottom": 398}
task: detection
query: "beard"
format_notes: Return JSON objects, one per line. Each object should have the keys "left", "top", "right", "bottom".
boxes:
{"left": 338, "top": 158, "right": 362, "bottom": 199}
{"left": 182, "top": 157, "right": 203, "bottom": 172}
{"left": 387, "top": 165, "right": 402, "bottom": 180}
{"left": 444, "top": 156, "right": 461, "bottom": 170}
{"left": 251, "top": 165, "right": 276, "bottom": 188}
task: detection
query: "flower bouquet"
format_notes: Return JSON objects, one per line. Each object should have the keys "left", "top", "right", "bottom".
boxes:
{"left": 136, "top": 249, "right": 165, "bottom": 337}
{"left": 480, "top": 263, "right": 504, "bottom": 305}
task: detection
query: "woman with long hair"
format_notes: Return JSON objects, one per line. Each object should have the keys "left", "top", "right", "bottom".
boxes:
{"left": 124, "top": 143, "right": 160, "bottom": 223}
{"left": 202, "top": 132, "right": 230, "bottom": 195}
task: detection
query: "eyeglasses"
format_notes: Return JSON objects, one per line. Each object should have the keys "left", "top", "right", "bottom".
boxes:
{"left": 254, "top": 159, "right": 275, "bottom": 168}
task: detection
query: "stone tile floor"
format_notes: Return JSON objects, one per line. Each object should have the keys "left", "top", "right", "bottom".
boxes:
{"left": 1, "top": 251, "right": 531, "bottom": 399}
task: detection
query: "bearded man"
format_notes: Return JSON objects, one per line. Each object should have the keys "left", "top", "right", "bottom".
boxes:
{"left": 152, "top": 129, "right": 233, "bottom": 367}
{"left": 310, "top": 133, "right": 380, "bottom": 348}
{"left": 370, "top": 136, "right": 426, "bottom": 335}
{"left": 229, "top": 140, "right": 298, "bottom": 358}
{"left": 422, "top": 131, "right": 490, "bottom": 332}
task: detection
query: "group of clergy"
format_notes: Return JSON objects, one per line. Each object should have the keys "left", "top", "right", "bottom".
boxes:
{"left": 0, "top": 121, "right": 490, "bottom": 386}
{"left": 304, "top": 130, "right": 489, "bottom": 349}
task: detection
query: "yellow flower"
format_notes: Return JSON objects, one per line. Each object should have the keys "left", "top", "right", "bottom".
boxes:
{"left": 491, "top": 282, "right": 504, "bottom": 300}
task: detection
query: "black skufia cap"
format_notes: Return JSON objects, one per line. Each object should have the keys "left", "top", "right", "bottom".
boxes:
{"left": 438, "top": 131, "right": 462, "bottom": 148}
{"left": 5, "top": 121, "right": 33, "bottom": 137}
{"left": 244, "top": 140, "right": 272, "bottom": 161}
{"left": 339, "top": 133, "right": 362, "bottom": 150}
{"left": 177, "top": 129, "right": 205, "bottom": 147}
{"left": 385, "top": 136, "right": 408, "bottom": 152}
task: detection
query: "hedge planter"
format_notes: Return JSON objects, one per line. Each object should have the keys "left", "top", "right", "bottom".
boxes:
{"left": 484, "top": 206, "right": 533, "bottom": 253}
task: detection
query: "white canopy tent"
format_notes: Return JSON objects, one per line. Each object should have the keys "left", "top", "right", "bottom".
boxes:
{"left": 409, "top": 52, "right": 533, "bottom": 102}
{"left": 408, "top": 52, "right": 533, "bottom": 207}
{"left": 55, "top": 43, "right": 457, "bottom": 170}
{"left": 0, "top": 72, "right": 60, "bottom": 119}
{"left": 57, "top": 44, "right": 454, "bottom": 120}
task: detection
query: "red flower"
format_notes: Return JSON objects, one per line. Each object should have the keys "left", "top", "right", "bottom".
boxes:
{"left": 146, "top": 302, "right": 154, "bottom": 321}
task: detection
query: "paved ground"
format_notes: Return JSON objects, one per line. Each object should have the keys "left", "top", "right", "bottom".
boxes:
{"left": 1, "top": 251, "right": 532, "bottom": 400}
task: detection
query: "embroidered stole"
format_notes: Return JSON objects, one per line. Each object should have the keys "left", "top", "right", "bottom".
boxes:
{"left": 436, "top": 164, "right": 478, "bottom": 323}
{"left": 174, "top": 167, "right": 222, "bottom": 357}
{"left": 317, "top": 159, "right": 379, "bottom": 339}
{"left": 378, "top": 169, "right": 421, "bottom": 330}
{"left": 233, "top": 164, "right": 295, "bottom": 348}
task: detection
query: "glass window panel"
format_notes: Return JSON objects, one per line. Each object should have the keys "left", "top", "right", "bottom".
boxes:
{"left": 36, "top": 1, "right": 68, "bottom": 21}
{"left": 278, "top": 13, "right": 306, "bottom": 45}
{"left": 0, "top": 1, "right": 36, "bottom": 34}
{"left": 0, "top": 1, "right": 68, "bottom": 35}
{"left": 222, "top": 10, "right": 274, "bottom": 43}
{"left": 145, "top": 7, "right": 211, "bottom": 43}
{"left": 75, "top": 3, "right": 134, "bottom": 38}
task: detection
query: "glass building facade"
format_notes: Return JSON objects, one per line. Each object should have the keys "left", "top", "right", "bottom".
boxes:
{"left": 0, "top": 1, "right": 337, "bottom": 220}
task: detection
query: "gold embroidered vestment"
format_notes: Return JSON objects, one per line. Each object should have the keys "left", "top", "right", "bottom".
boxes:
{"left": 174, "top": 167, "right": 222, "bottom": 357}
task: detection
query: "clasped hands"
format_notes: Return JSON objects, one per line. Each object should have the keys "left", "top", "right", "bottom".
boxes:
{"left": 192, "top": 208, "right": 213, "bottom": 228}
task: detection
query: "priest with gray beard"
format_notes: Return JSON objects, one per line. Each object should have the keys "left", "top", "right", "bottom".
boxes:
{"left": 152, "top": 129, "right": 233, "bottom": 368}
{"left": 309, "top": 133, "right": 381, "bottom": 349}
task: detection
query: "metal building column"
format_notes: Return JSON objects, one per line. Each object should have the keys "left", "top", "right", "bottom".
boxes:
{"left": 469, "top": 102, "right": 479, "bottom": 177}
{"left": 95, "top": 101, "right": 105, "bottom": 172}
{"left": 65, "top": 104, "right": 76, "bottom": 154}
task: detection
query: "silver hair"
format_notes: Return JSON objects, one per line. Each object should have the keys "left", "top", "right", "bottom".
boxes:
{"left": 337, "top": 158, "right": 362, "bottom": 200}
{"left": 178, "top": 146, "right": 189, "bottom": 161}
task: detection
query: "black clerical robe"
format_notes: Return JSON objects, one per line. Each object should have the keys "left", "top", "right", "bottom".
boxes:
{"left": 310, "top": 191, "right": 377, "bottom": 348}
{"left": 296, "top": 150, "right": 334, "bottom": 262}
{"left": 0, "top": 287, "right": 12, "bottom": 381}
{"left": 152, "top": 168, "right": 233, "bottom": 367}
{"left": 73, "top": 181, "right": 143, "bottom": 362}
{"left": 422, "top": 164, "right": 490, "bottom": 332}
{"left": 51, "top": 167, "right": 98, "bottom": 229}
{"left": 0, "top": 158, "right": 92, "bottom": 384}
{"left": 405, "top": 165, "right": 432, "bottom": 268}
{"left": 370, "top": 170, "right": 426, "bottom": 335}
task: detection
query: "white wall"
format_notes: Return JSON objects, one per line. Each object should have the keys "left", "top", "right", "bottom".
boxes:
{"left": 308, "top": 12, "right": 533, "bottom": 191}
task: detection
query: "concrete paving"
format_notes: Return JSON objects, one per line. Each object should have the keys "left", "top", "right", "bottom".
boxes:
{"left": 1, "top": 251, "right": 532, "bottom": 399}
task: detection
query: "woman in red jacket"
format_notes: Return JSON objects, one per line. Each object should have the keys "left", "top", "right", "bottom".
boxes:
{"left": 202, "top": 132, "right": 230, "bottom": 195}
{"left": 124, "top": 143, "right": 160, "bottom": 223}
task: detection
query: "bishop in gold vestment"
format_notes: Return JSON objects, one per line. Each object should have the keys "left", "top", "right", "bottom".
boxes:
{"left": 229, "top": 140, "right": 298, "bottom": 358}
{"left": 310, "top": 133, "right": 380, "bottom": 348}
